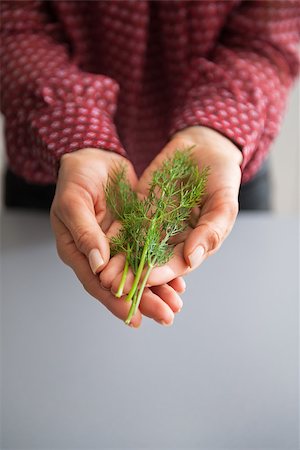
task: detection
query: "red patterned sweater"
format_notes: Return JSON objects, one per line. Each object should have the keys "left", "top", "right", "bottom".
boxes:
{"left": 1, "top": 0, "right": 299, "bottom": 184}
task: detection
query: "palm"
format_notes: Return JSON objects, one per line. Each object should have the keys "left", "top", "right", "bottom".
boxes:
{"left": 134, "top": 126, "right": 242, "bottom": 285}
{"left": 51, "top": 148, "right": 185, "bottom": 326}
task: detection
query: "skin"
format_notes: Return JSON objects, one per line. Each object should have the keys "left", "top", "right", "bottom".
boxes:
{"left": 50, "top": 147, "right": 184, "bottom": 328}
{"left": 50, "top": 126, "right": 242, "bottom": 327}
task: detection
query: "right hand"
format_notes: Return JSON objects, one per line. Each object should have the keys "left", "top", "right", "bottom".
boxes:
{"left": 50, "top": 148, "right": 184, "bottom": 327}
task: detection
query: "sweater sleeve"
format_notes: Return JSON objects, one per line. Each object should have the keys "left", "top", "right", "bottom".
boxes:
{"left": 169, "top": 0, "right": 300, "bottom": 183}
{"left": 0, "top": 0, "right": 126, "bottom": 184}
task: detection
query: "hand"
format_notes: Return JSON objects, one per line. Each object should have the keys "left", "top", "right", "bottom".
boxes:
{"left": 139, "top": 126, "right": 243, "bottom": 284}
{"left": 50, "top": 148, "right": 184, "bottom": 327}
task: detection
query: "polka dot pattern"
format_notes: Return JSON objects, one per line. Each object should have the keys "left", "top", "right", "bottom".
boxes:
{"left": 0, "top": 0, "right": 299, "bottom": 183}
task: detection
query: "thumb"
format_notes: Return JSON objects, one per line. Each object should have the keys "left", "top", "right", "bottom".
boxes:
{"left": 57, "top": 193, "right": 110, "bottom": 274}
{"left": 183, "top": 195, "right": 238, "bottom": 268}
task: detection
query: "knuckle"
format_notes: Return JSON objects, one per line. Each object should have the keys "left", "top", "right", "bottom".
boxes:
{"left": 207, "top": 227, "right": 221, "bottom": 251}
{"left": 220, "top": 200, "right": 239, "bottom": 236}
{"left": 75, "top": 228, "right": 92, "bottom": 253}
{"left": 111, "top": 276, "right": 119, "bottom": 291}
{"left": 99, "top": 271, "right": 111, "bottom": 289}
{"left": 196, "top": 222, "right": 222, "bottom": 252}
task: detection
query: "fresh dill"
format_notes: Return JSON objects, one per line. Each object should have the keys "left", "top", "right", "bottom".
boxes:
{"left": 105, "top": 147, "right": 209, "bottom": 325}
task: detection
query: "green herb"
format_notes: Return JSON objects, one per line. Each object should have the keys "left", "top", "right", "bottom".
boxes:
{"left": 105, "top": 147, "right": 209, "bottom": 325}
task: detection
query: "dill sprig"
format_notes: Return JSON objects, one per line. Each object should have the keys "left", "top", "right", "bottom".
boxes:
{"left": 105, "top": 164, "right": 138, "bottom": 221}
{"left": 105, "top": 147, "right": 209, "bottom": 324}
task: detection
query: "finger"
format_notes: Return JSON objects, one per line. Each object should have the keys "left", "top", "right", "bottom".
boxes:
{"left": 138, "top": 288, "right": 175, "bottom": 326}
{"left": 111, "top": 268, "right": 135, "bottom": 297}
{"left": 79, "top": 257, "right": 142, "bottom": 328}
{"left": 112, "top": 271, "right": 186, "bottom": 298}
{"left": 100, "top": 209, "right": 115, "bottom": 234}
{"left": 106, "top": 219, "right": 123, "bottom": 241}
{"left": 150, "top": 284, "right": 183, "bottom": 313}
{"left": 53, "top": 191, "right": 109, "bottom": 274}
{"left": 168, "top": 277, "right": 186, "bottom": 293}
{"left": 146, "top": 243, "right": 190, "bottom": 286}
{"left": 168, "top": 227, "right": 190, "bottom": 246}
{"left": 52, "top": 217, "right": 142, "bottom": 327}
{"left": 189, "top": 206, "right": 201, "bottom": 228}
{"left": 111, "top": 248, "right": 190, "bottom": 292}
{"left": 99, "top": 253, "right": 126, "bottom": 289}
{"left": 100, "top": 219, "right": 130, "bottom": 293}
{"left": 183, "top": 188, "right": 239, "bottom": 269}
{"left": 103, "top": 219, "right": 134, "bottom": 296}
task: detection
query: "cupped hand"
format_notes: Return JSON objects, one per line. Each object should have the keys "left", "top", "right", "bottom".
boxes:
{"left": 101, "top": 126, "right": 242, "bottom": 291}
{"left": 140, "top": 126, "right": 243, "bottom": 285}
{"left": 50, "top": 148, "right": 185, "bottom": 327}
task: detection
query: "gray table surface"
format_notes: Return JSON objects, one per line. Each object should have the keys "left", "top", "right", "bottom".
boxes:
{"left": 1, "top": 211, "right": 299, "bottom": 450}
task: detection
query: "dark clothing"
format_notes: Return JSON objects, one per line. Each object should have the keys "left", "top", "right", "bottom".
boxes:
{"left": 4, "top": 162, "right": 271, "bottom": 212}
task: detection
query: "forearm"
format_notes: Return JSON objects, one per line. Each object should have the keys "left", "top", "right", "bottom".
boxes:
{"left": 0, "top": 0, "right": 125, "bottom": 183}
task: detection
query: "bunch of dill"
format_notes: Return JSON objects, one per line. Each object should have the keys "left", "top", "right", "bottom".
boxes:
{"left": 105, "top": 147, "right": 209, "bottom": 325}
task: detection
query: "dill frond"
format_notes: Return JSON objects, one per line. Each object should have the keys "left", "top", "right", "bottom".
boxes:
{"left": 105, "top": 147, "right": 209, "bottom": 324}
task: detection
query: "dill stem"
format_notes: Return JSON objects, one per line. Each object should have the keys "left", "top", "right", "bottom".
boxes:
{"left": 125, "top": 241, "right": 149, "bottom": 303}
{"left": 115, "top": 253, "right": 129, "bottom": 298}
{"left": 125, "top": 265, "right": 152, "bottom": 325}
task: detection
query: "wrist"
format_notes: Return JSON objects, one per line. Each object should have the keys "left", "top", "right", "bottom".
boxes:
{"left": 60, "top": 147, "right": 105, "bottom": 163}
{"left": 60, "top": 147, "right": 127, "bottom": 169}
{"left": 58, "top": 147, "right": 135, "bottom": 188}
{"left": 171, "top": 126, "right": 243, "bottom": 167}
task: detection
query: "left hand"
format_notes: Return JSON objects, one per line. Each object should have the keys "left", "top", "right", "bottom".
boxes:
{"left": 144, "top": 125, "right": 242, "bottom": 284}
{"left": 100, "top": 125, "right": 242, "bottom": 291}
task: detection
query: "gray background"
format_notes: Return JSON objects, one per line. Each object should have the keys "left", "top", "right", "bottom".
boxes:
{"left": 0, "top": 57, "right": 299, "bottom": 450}
{"left": 270, "top": 82, "right": 299, "bottom": 213}
{"left": 1, "top": 212, "right": 299, "bottom": 449}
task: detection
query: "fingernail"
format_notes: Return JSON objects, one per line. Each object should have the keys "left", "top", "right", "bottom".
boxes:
{"left": 188, "top": 245, "right": 205, "bottom": 268}
{"left": 89, "top": 249, "right": 104, "bottom": 274}
{"left": 177, "top": 300, "right": 183, "bottom": 311}
{"left": 128, "top": 322, "right": 140, "bottom": 329}
{"left": 159, "top": 320, "right": 173, "bottom": 327}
